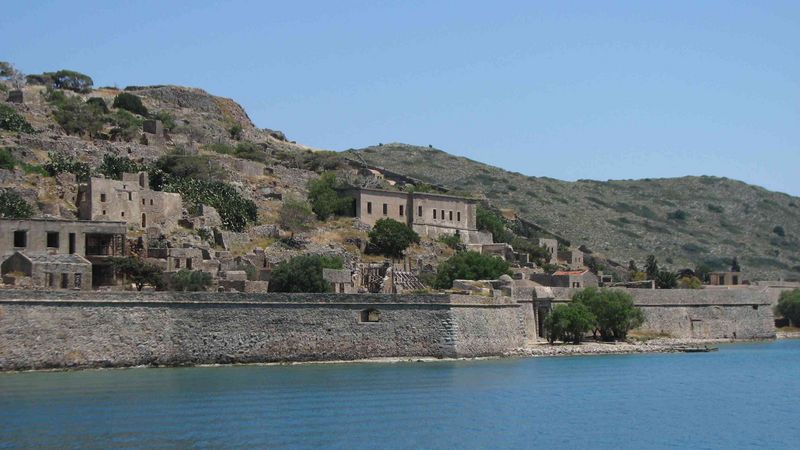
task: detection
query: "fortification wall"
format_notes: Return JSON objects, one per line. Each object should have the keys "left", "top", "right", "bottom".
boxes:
{"left": 0, "top": 291, "right": 524, "bottom": 371}
{"left": 550, "top": 287, "right": 775, "bottom": 340}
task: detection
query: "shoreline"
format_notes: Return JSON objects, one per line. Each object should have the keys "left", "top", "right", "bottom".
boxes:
{"left": 3, "top": 337, "right": 784, "bottom": 374}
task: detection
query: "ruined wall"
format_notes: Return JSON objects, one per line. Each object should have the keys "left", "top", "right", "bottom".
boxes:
{"left": 0, "top": 291, "right": 524, "bottom": 371}
{"left": 551, "top": 287, "right": 776, "bottom": 340}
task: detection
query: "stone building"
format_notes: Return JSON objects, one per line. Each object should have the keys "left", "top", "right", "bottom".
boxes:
{"left": 537, "top": 238, "right": 558, "bottom": 264}
{"left": 531, "top": 269, "right": 599, "bottom": 289}
{"left": 708, "top": 271, "right": 742, "bottom": 286}
{"left": 348, "top": 188, "right": 489, "bottom": 243}
{"left": 0, "top": 218, "right": 127, "bottom": 288}
{"left": 558, "top": 249, "right": 585, "bottom": 270}
{"left": 77, "top": 172, "right": 183, "bottom": 232}
{"left": 1, "top": 252, "right": 92, "bottom": 290}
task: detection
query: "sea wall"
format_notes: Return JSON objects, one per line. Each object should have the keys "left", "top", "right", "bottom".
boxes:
{"left": 0, "top": 291, "right": 525, "bottom": 371}
{"left": 551, "top": 287, "right": 775, "bottom": 340}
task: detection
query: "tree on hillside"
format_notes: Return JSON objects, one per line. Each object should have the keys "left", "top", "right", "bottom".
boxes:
{"left": 368, "top": 218, "right": 420, "bottom": 258}
{"left": 279, "top": 196, "right": 315, "bottom": 234}
{"left": 476, "top": 205, "right": 510, "bottom": 243}
{"left": 645, "top": 255, "right": 659, "bottom": 280}
{"left": 655, "top": 270, "right": 678, "bottom": 289}
{"left": 38, "top": 70, "right": 94, "bottom": 93}
{"left": 433, "top": 251, "right": 511, "bottom": 289}
{"left": 573, "top": 288, "right": 644, "bottom": 341}
{"left": 307, "top": 172, "right": 352, "bottom": 220}
{"left": 110, "top": 257, "right": 163, "bottom": 291}
{"left": 113, "top": 92, "right": 148, "bottom": 116}
{"left": 268, "top": 255, "right": 343, "bottom": 293}
{"left": 731, "top": 256, "right": 741, "bottom": 272}
{"left": 0, "top": 61, "right": 25, "bottom": 89}
{"left": 0, "top": 189, "right": 33, "bottom": 219}
{"left": 543, "top": 303, "right": 596, "bottom": 344}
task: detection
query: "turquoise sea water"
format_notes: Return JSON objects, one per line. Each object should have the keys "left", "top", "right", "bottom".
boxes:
{"left": 1, "top": 340, "right": 799, "bottom": 449}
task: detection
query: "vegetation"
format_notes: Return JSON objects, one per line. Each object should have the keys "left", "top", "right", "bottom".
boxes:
{"left": 279, "top": 197, "right": 315, "bottom": 233}
{"left": 97, "top": 154, "right": 144, "bottom": 180}
{"left": 85, "top": 97, "right": 109, "bottom": 113}
{"left": 162, "top": 177, "right": 257, "bottom": 232}
{"left": 433, "top": 251, "right": 511, "bottom": 289}
{"left": 0, "top": 104, "right": 35, "bottom": 133}
{"left": 43, "top": 152, "right": 91, "bottom": 182}
{"left": 151, "top": 152, "right": 215, "bottom": 184}
{"left": 476, "top": 205, "right": 510, "bottom": 242}
{"left": 109, "top": 257, "right": 163, "bottom": 291}
{"left": 731, "top": 256, "right": 741, "bottom": 272}
{"left": 112, "top": 92, "right": 148, "bottom": 116}
{"left": 47, "top": 70, "right": 94, "bottom": 93}
{"left": 645, "top": 255, "right": 659, "bottom": 280}
{"left": 268, "top": 255, "right": 343, "bottom": 293}
{"left": 573, "top": 288, "right": 644, "bottom": 341}
{"left": 677, "top": 276, "right": 702, "bottom": 289}
{"left": 307, "top": 172, "right": 352, "bottom": 220}
{"left": 152, "top": 110, "right": 177, "bottom": 131}
{"left": 228, "top": 123, "right": 243, "bottom": 140}
{"left": 0, "top": 189, "right": 33, "bottom": 218}
{"left": 170, "top": 269, "right": 213, "bottom": 292}
{"left": 44, "top": 90, "right": 104, "bottom": 137}
{"left": 544, "top": 303, "right": 596, "bottom": 344}
{"left": 108, "top": 109, "right": 143, "bottom": 142}
{"left": 655, "top": 270, "right": 678, "bottom": 289}
{"left": 438, "top": 233, "right": 465, "bottom": 251}
{"left": 0, "top": 148, "right": 15, "bottom": 170}
{"left": 368, "top": 218, "right": 420, "bottom": 258}
{"left": 776, "top": 289, "right": 800, "bottom": 327}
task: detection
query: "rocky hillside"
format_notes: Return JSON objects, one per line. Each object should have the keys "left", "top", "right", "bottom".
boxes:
{"left": 348, "top": 144, "right": 800, "bottom": 280}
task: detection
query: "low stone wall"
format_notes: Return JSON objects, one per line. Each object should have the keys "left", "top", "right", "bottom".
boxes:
{"left": 551, "top": 287, "right": 775, "bottom": 340}
{"left": 0, "top": 291, "right": 525, "bottom": 371}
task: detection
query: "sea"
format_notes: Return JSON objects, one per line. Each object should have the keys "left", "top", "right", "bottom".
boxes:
{"left": 1, "top": 339, "right": 798, "bottom": 449}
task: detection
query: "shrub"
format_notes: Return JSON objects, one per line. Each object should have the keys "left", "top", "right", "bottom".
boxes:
{"left": 678, "top": 276, "right": 702, "bottom": 289}
{"left": 43, "top": 152, "right": 91, "bottom": 182}
{"left": 97, "top": 154, "right": 143, "bottom": 180}
{"left": 476, "top": 205, "right": 510, "bottom": 242}
{"left": 206, "top": 142, "right": 234, "bottom": 155}
{"left": 229, "top": 123, "right": 243, "bottom": 140}
{"left": 279, "top": 197, "right": 316, "bottom": 233}
{"left": 268, "top": 255, "right": 343, "bottom": 293}
{"left": 573, "top": 288, "right": 644, "bottom": 341}
{"left": 544, "top": 303, "right": 596, "bottom": 344}
{"left": 152, "top": 110, "right": 177, "bottom": 131}
{"left": 112, "top": 92, "right": 148, "bottom": 116}
{"left": 170, "top": 269, "right": 212, "bottom": 292}
{"left": 49, "top": 70, "right": 94, "bottom": 93}
{"left": 368, "top": 218, "right": 420, "bottom": 258}
{"left": 85, "top": 97, "right": 109, "bottom": 113}
{"left": 301, "top": 150, "right": 345, "bottom": 172}
{"left": 776, "top": 289, "right": 800, "bottom": 326}
{"left": 655, "top": 270, "right": 678, "bottom": 289}
{"left": 667, "top": 209, "right": 688, "bottom": 221}
{"left": 433, "top": 251, "right": 511, "bottom": 289}
{"left": 161, "top": 177, "right": 257, "bottom": 232}
{"left": 307, "top": 172, "right": 353, "bottom": 220}
{"left": 109, "top": 257, "right": 163, "bottom": 291}
{"left": 645, "top": 255, "right": 659, "bottom": 280}
{"left": 0, "top": 104, "right": 35, "bottom": 133}
{"left": 0, "top": 148, "right": 15, "bottom": 170}
{"left": 438, "top": 233, "right": 464, "bottom": 251}
{"left": 151, "top": 152, "right": 215, "bottom": 185}
{"left": 109, "top": 109, "right": 143, "bottom": 142}
{"left": 234, "top": 141, "right": 266, "bottom": 162}
{"left": 773, "top": 226, "right": 785, "bottom": 237}
{"left": 0, "top": 189, "right": 33, "bottom": 218}
{"left": 50, "top": 95, "right": 103, "bottom": 137}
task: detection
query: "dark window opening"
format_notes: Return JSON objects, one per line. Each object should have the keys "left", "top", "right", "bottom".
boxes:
{"left": 150, "top": 199, "right": 153, "bottom": 206}
{"left": 433, "top": 210, "right": 437, "bottom": 219}
{"left": 68, "top": 233, "right": 76, "bottom": 254}
{"left": 360, "top": 308, "right": 381, "bottom": 323}
{"left": 175, "top": 258, "right": 181, "bottom": 269}
{"left": 186, "top": 258, "right": 193, "bottom": 270}
{"left": 46, "top": 232, "right": 59, "bottom": 248}
{"left": 121, "top": 212, "right": 125, "bottom": 218}
{"left": 441, "top": 210, "right": 445, "bottom": 220}
{"left": 100, "top": 193, "right": 107, "bottom": 202}
{"left": 449, "top": 211, "right": 453, "bottom": 221}
{"left": 60, "top": 273, "right": 69, "bottom": 289}
{"left": 418, "top": 206, "right": 422, "bottom": 217}
{"left": 382, "top": 203, "right": 388, "bottom": 215}
{"left": 457, "top": 211, "right": 461, "bottom": 222}
{"left": 367, "top": 202, "right": 372, "bottom": 214}
{"left": 142, "top": 199, "right": 146, "bottom": 205}
{"left": 74, "top": 273, "right": 82, "bottom": 288}
{"left": 141, "top": 213, "right": 146, "bottom": 228}
{"left": 13, "top": 230, "right": 27, "bottom": 248}
{"left": 399, "top": 205, "right": 404, "bottom": 216}
{"left": 732, "top": 276, "right": 739, "bottom": 285}
{"left": 127, "top": 192, "right": 132, "bottom": 201}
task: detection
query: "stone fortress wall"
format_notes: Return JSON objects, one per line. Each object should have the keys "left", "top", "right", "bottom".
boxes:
{"left": 0, "top": 287, "right": 776, "bottom": 371}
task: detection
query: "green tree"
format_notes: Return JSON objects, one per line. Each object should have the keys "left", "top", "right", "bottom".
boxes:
{"left": 112, "top": 92, "right": 148, "bottom": 116}
{"left": 438, "top": 233, "right": 464, "bottom": 251}
{"left": 97, "top": 154, "right": 143, "bottom": 180}
{"left": 170, "top": 269, "right": 213, "bottom": 292}
{"left": 307, "top": 172, "right": 352, "bottom": 220}
{"left": 655, "top": 270, "right": 678, "bottom": 289}
{"left": 110, "top": 257, "right": 163, "bottom": 291}
{"left": 268, "top": 255, "right": 343, "bottom": 293}
{"left": 573, "top": 288, "right": 644, "bottom": 341}
{"left": 544, "top": 303, "right": 596, "bottom": 344}
{"left": 109, "top": 109, "right": 143, "bottom": 142}
{"left": 229, "top": 123, "right": 243, "bottom": 140}
{"left": 368, "top": 218, "right": 420, "bottom": 258}
{"left": 43, "top": 152, "right": 92, "bottom": 182}
{"left": 85, "top": 97, "right": 109, "bottom": 113}
{"left": 0, "top": 148, "right": 16, "bottom": 170}
{"left": 776, "top": 289, "right": 800, "bottom": 327}
{"left": 678, "top": 276, "right": 702, "bottom": 289}
{"left": 152, "top": 110, "right": 177, "bottom": 131}
{"left": 50, "top": 95, "right": 103, "bottom": 137}
{"left": 279, "top": 197, "right": 316, "bottom": 233}
{"left": 645, "top": 255, "right": 659, "bottom": 280}
{"left": 0, "top": 104, "right": 35, "bottom": 133}
{"left": 476, "top": 205, "right": 510, "bottom": 242}
{"left": 0, "top": 189, "right": 33, "bottom": 218}
{"left": 433, "top": 251, "right": 511, "bottom": 289}
{"left": 49, "top": 70, "right": 94, "bottom": 93}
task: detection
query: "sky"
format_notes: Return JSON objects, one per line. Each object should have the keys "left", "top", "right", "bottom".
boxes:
{"left": 3, "top": 1, "right": 799, "bottom": 195}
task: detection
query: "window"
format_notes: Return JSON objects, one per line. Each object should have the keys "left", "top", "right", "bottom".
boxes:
{"left": 449, "top": 211, "right": 453, "bottom": 221}
{"left": 441, "top": 210, "right": 445, "bottom": 220}
{"left": 382, "top": 203, "right": 388, "bottom": 215}
{"left": 367, "top": 202, "right": 372, "bottom": 214}
{"left": 46, "top": 232, "right": 59, "bottom": 248}
{"left": 142, "top": 199, "right": 146, "bottom": 205}
{"left": 732, "top": 276, "right": 739, "bottom": 285}
{"left": 74, "top": 273, "right": 82, "bottom": 288}
{"left": 360, "top": 308, "right": 381, "bottom": 323}
{"left": 44, "top": 272, "right": 53, "bottom": 287}
{"left": 68, "top": 233, "right": 76, "bottom": 254}
{"left": 572, "top": 282, "right": 581, "bottom": 288}
{"left": 13, "top": 230, "right": 27, "bottom": 247}
{"left": 102, "top": 210, "right": 106, "bottom": 215}
{"left": 186, "top": 258, "right": 192, "bottom": 270}
{"left": 100, "top": 193, "right": 107, "bottom": 202}
{"left": 121, "top": 212, "right": 125, "bottom": 218}
{"left": 433, "top": 210, "right": 437, "bottom": 219}
{"left": 457, "top": 212, "right": 461, "bottom": 222}
{"left": 149, "top": 199, "right": 153, "bottom": 206}
{"left": 60, "top": 273, "right": 69, "bottom": 289}
{"left": 175, "top": 258, "right": 181, "bottom": 269}
{"left": 127, "top": 192, "right": 132, "bottom": 201}
{"left": 399, "top": 205, "right": 404, "bottom": 216}
{"left": 418, "top": 206, "right": 422, "bottom": 217}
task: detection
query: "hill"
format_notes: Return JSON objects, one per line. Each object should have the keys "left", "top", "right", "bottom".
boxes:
{"left": 348, "top": 143, "right": 800, "bottom": 280}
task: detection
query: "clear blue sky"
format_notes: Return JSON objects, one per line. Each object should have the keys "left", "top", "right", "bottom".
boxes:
{"left": 3, "top": 1, "right": 799, "bottom": 195}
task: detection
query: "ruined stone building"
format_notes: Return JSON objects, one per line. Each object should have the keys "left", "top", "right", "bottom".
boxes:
{"left": 0, "top": 218, "right": 127, "bottom": 289}
{"left": 558, "top": 249, "right": 585, "bottom": 270}
{"left": 348, "top": 188, "right": 491, "bottom": 244}
{"left": 537, "top": 238, "right": 558, "bottom": 264}
{"left": 708, "top": 271, "right": 742, "bottom": 286}
{"left": 531, "top": 269, "right": 599, "bottom": 289}
{"left": 77, "top": 172, "right": 183, "bottom": 232}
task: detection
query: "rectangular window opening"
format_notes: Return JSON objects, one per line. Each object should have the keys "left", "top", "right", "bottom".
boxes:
{"left": 46, "top": 232, "right": 59, "bottom": 248}
{"left": 449, "top": 211, "right": 453, "bottom": 221}
{"left": 382, "top": 203, "right": 388, "bottom": 215}
{"left": 457, "top": 212, "right": 461, "bottom": 222}
{"left": 399, "top": 205, "right": 404, "bottom": 216}
{"left": 418, "top": 206, "right": 422, "bottom": 217}
{"left": 367, "top": 202, "right": 372, "bottom": 214}
{"left": 100, "top": 193, "right": 107, "bottom": 202}
{"left": 433, "top": 210, "right": 437, "bottom": 219}
{"left": 13, "top": 230, "right": 27, "bottom": 248}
